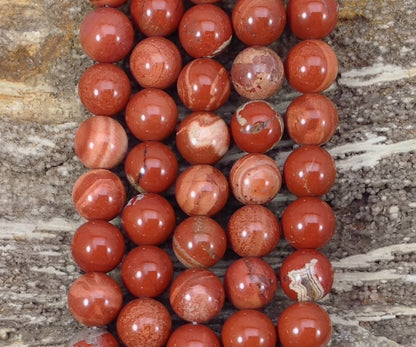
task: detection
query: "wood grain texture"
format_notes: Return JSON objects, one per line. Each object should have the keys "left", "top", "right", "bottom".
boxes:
{"left": 0, "top": 0, "right": 415, "bottom": 346}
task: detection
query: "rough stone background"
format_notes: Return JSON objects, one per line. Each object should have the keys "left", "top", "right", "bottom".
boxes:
{"left": 0, "top": 0, "right": 415, "bottom": 346}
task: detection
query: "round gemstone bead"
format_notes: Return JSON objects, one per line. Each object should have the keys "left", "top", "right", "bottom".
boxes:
{"left": 173, "top": 216, "right": 227, "bottom": 268}
{"left": 280, "top": 249, "right": 334, "bottom": 301}
{"left": 167, "top": 324, "right": 221, "bottom": 347}
{"left": 71, "top": 220, "right": 125, "bottom": 273}
{"left": 177, "top": 58, "right": 231, "bottom": 112}
{"left": 283, "top": 145, "right": 336, "bottom": 197}
{"left": 68, "top": 272, "right": 123, "bottom": 327}
{"left": 169, "top": 268, "right": 225, "bottom": 323}
{"left": 176, "top": 112, "right": 230, "bottom": 164}
{"left": 191, "top": 0, "right": 220, "bottom": 3}
{"left": 287, "top": 0, "right": 339, "bottom": 39}
{"left": 222, "top": 309, "right": 277, "bottom": 347}
{"left": 230, "top": 153, "right": 282, "bottom": 205}
{"left": 89, "top": 0, "right": 128, "bottom": 7}
{"left": 74, "top": 116, "right": 128, "bottom": 169}
{"left": 130, "top": 36, "right": 182, "bottom": 89}
{"left": 232, "top": 0, "right": 286, "bottom": 46}
{"left": 124, "top": 141, "right": 178, "bottom": 193}
{"left": 121, "top": 193, "right": 176, "bottom": 245}
{"left": 72, "top": 169, "right": 126, "bottom": 221}
{"left": 80, "top": 7, "right": 134, "bottom": 63}
{"left": 78, "top": 63, "right": 131, "bottom": 116}
{"left": 175, "top": 164, "right": 229, "bottom": 216}
{"left": 228, "top": 205, "right": 280, "bottom": 257}
{"left": 130, "top": 0, "right": 184, "bottom": 37}
{"left": 68, "top": 328, "right": 119, "bottom": 347}
{"left": 282, "top": 197, "right": 336, "bottom": 249}
{"left": 231, "top": 100, "right": 284, "bottom": 153}
{"left": 224, "top": 257, "right": 277, "bottom": 309}
{"left": 231, "top": 46, "right": 284, "bottom": 99}
{"left": 286, "top": 93, "right": 339, "bottom": 145}
{"left": 285, "top": 40, "right": 338, "bottom": 93}
{"left": 278, "top": 302, "right": 332, "bottom": 347}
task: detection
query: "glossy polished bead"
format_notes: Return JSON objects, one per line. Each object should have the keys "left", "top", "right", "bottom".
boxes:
{"left": 71, "top": 220, "right": 125, "bottom": 273}
{"left": 287, "top": 0, "right": 339, "bottom": 39}
{"left": 68, "top": 327, "right": 119, "bottom": 347}
{"left": 122, "top": 193, "right": 176, "bottom": 245}
{"left": 169, "top": 268, "right": 225, "bottom": 323}
{"left": 231, "top": 100, "right": 284, "bottom": 153}
{"left": 72, "top": 169, "right": 126, "bottom": 221}
{"left": 80, "top": 7, "right": 134, "bottom": 63}
{"left": 78, "top": 63, "right": 131, "bottom": 117}
{"left": 224, "top": 257, "right": 277, "bottom": 309}
{"left": 124, "top": 141, "right": 178, "bottom": 193}
{"left": 74, "top": 116, "right": 128, "bottom": 169}
{"left": 68, "top": 272, "right": 123, "bottom": 327}
{"left": 283, "top": 145, "right": 336, "bottom": 197}
{"left": 121, "top": 245, "right": 173, "bottom": 298}
{"left": 173, "top": 216, "right": 227, "bottom": 268}
{"left": 167, "top": 324, "right": 221, "bottom": 347}
{"left": 175, "top": 165, "right": 229, "bottom": 216}
{"left": 179, "top": 4, "right": 232, "bottom": 58}
{"left": 89, "top": 0, "right": 128, "bottom": 7}
{"left": 232, "top": 0, "right": 286, "bottom": 46}
{"left": 176, "top": 112, "right": 230, "bottom": 164}
{"left": 228, "top": 205, "right": 280, "bottom": 257}
{"left": 282, "top": 197, "right": 336, "bottom": 249}
{"left": 222, "top": 310, "right": 277, "bottom": 347}
{"left": 177, "top": 58, "right": 231, "bottom": 112}
{"left": 125, "top": 89, "right": 178, "bottom": 141}
{"left": 280, "top": 249, "right": 333, "bottom": 301}
{"left": 278, "top": 302, "right": 332, "bottom": 347}
{"left": 130, "top": 37, "right": 182, "bottom": 89}
{"left": 230, "top": 153, "right": 282, "bottom": 205}
{"left": 286, "top": 93, "right": 338, "bottom": 145}
{"left": 285, "top": 40, "right": 338, "bottom": 93}
{"left": 130, "top": 0, "right": 184, "bottom": 37}
{"left": 116, "top": 298, "right": 171, "bottom": 347}
{"left": 231, "top": 46, "right": 284, "bottom": 100}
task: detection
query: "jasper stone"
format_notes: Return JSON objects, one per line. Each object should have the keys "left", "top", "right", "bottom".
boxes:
{"left": 67, "top": 327, "right": 119, "bottom": 347}
{"left": 90, "top": 0, "right": 128, "bottom": 7}
{"left": 167, "top": 324, "right": 221, "bottom": 347}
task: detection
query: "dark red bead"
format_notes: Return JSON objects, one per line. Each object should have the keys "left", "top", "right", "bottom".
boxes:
{"left": 89, "top": 0, "right": 128, "bottom": 7}
{"left": 68, "top": 327, "right": 119, "bottom": 347}
{"left": 167, "top": 324, "right": 221, "bottom": 347}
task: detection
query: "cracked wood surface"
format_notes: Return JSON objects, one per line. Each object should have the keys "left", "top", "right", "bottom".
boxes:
{"left": 0, "top": 0, "right": 415, "bottom": 346}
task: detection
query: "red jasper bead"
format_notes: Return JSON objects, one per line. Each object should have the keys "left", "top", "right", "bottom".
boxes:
{"left": 78, "top": 63, "right": 131, "bottom": 117}
{"left": 68, "top": 328, "right": 119, "bottom": 347}
{"left": 89, "top": 0, "right": 128, "bottom": 7}
{"left": 169, "top": 268, "right": 225, "bottom": 323}
{"left": 191, "top": 0, "right": 220, "bottom": 3}
{"left": 71, "top": 220, "right": 125, "bottom": 273}
{"left": 285, "top": 40, "right": 338, "bottom": 93}
{"left": 121, "top": 245, "right": 173, "bottom": 298}
{"left": 80, "top": 7, "right": 134, "bottom": 63}
{"left": 176, "top": 112, "right": 230, "bottom": 164}
{"left": 122, "top": 193, "right": 176, "bottom": 245}
{"left": 232, "top": 0, "right": 286, "bottom": 46}
{"left": 179, "top": 4, "right": 232, "bottom": 58}
{"left": 283, "top": 145, "right": 336, "bottom": 197}
{"left": 230, "top": 153, "right": 282, "bottom": 205}
{"left": 222, "top": 310, "right": 277, "bottom": 347}
{"left": 116, "top": 298, "right": 172, "bottom": 347}
{"left": 124, "top": 141, "right": 178, "bottom": 193}
{"left": 224, "top": 257, "right": 277, "bottom": 309}
{"left": 228, "top": 205, "right": 280, "bottom": 257}
{"left": 74, "top": 116, "right": 128, "bottom": 169}
{"left": 167, "top": 324, "right": 221, "bottom": 347}
{"left": 177, "top": 58, "right": 231, "bottom": 112}
{"left": 130, "top": 0, "right": 184, "bottom": 37}
{"left": 130, "top": 37, "right": 182, "bottom": 89}
{"left": 231, "top": 100, "right": 284, "bottom": 153}
{"left": 231, "top": 46, "right": 284, "bottom": 100}
{"left": 280, "top": 249, "right": 333, "bottom": 301}
{"left": 72, "top": 169, "right": 126, "bottom": 221}
{"left": 278, "top": 302, "right": 332, "bottom": 347}
{"left": 286, "top": 93, "right": 338, "bottom": 145}
{"left": 287, "top": 0, "right": 339, "bottom": 39}
{"left": 175, "top": 165, "right": 229, "bottom": 216}
{"left": 173, "top": 216, "right": 227, "bottom": 268}
{"left": 125, "top": 88, "right": 178, "bottom": 141}
{"left": 282, "top": 197, "right": 336, "bottom": 249}
{"left": 68, "top": 272, "right": 123, "bottom": 327}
